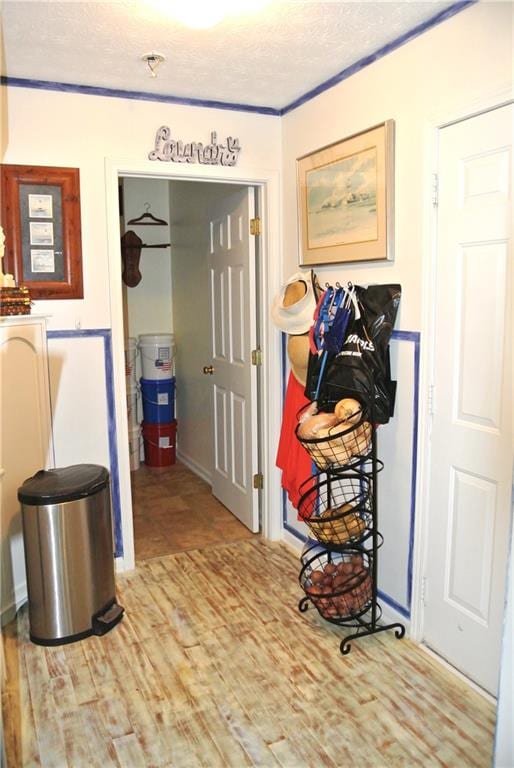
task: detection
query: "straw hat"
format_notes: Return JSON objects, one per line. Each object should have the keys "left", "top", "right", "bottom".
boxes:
{"left": 271, "top": 271, "right": 316, "bottom": 335}
{"left": 287, "top": 334, "right": 310, "bottom": 386}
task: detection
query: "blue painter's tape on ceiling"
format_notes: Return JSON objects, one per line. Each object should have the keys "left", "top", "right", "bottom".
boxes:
{"left": 0, "top": 76, "right": 281, "bottom": 116}
{"left": 279, "top": 1, "right": 477, "bottom": 115}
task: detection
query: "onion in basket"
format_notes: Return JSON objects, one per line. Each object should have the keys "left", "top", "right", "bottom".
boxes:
{"left": 334, "top": 398, "right": 362, "bottom": 424}
{"left": 297, "top": 412, "right": 340, "bottom": 439}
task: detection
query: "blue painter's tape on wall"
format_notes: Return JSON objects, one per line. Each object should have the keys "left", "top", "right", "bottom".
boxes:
{"left": 46, "top": 329, "right": 123, "bottom": 558}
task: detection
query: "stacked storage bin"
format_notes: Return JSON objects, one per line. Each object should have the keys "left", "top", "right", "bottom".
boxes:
{"left": 138, "top": 333, "right": 177, "bottom": 467}
{"left": 124, "top": 337, "right": 141, "bottom": 471}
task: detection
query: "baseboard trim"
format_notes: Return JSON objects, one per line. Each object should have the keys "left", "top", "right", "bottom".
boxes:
{"left": 281, "top": 527, "right": 304, "bottom": 556}
{"left": 176, "top": 450, "right": 212, "bottom": 486}
{"left": 419, "top": 644, "right": 496, "bottom": 703}
{"left": 1, "top": 584, "right": 27, "bottom": 627}
{"left": 115, "top": 556, "right": 130, "bottom": 573}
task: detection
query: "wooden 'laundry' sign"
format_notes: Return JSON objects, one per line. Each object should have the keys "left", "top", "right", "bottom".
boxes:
{"left": 149, "top": 126, "right": 241, "bottom": 166}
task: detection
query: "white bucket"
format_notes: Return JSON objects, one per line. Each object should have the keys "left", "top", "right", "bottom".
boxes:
{"left": 126, "top": 382, "right": 139, "bottom": 426}
{"left": 138, "top": 333, "right": 175, "bottom": 380}
{"left": 128, "top": 425, "right": 141, "bottom": 471}
{"left": 124, "top": 337, "right": 137, "bottom": 382}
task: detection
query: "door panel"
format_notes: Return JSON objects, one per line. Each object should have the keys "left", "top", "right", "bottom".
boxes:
{"left": 423, "top": 104, "right": 512, "bottom": 695}
{"left": 447, "top": 468, "right": 495, "bottom": 622}
{"left": 456, "top": 242, "right": 506, "bottom": 429}
{"left": 231, "top": 392, "right": 247, "bottom": 491}
{"left": 212, "top": 268, "right": 227, "bottom": 360}
{"left": 208, "top": 187, "right": 259, "bottom": 532}
{"left": 214, "top": 385, "right": 228, "bottom": 476}
{"left": 231, "top": 265, "right": 245, "bottom": 364}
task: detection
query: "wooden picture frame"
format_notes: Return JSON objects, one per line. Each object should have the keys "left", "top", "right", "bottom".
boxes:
{"left": 1, "top": 164, "right": 83, "bottom": 299}
{"left": 297, "top": 120, "right": 395, "bottom": 265}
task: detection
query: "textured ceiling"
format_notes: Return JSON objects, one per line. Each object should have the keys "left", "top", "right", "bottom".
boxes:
{"left": 1, "top": 1, "right": 461, "bottom": 111}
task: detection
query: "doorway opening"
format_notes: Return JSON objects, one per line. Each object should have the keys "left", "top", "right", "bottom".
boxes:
{"left": 118, "top": 176, "right": 262, "bottom": 563}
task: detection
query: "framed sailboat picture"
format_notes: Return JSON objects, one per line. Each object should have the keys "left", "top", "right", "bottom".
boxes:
{"left": 297, "top": 120, "right": 395, "bottom": 265}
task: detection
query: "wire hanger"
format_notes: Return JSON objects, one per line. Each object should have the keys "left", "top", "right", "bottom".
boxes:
{"left": 127, "top": 202, "right": 168, "bottom": 226}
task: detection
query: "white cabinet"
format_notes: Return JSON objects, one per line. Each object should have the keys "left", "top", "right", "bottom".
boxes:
{"left": 0, "top": 316, "right": 54, "bottom": 624}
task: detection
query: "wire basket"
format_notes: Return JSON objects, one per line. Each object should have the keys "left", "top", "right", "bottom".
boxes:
{"left": 295, "top": 409, "right": 372, "bottom": 471}
{"left": 298, "top": 474, "right": 372, "bottom": 547}
{"left": 299, "top": 547, "right": 373, "bottom": 622}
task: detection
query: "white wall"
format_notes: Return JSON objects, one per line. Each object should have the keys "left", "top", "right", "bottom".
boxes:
{"left": 49, "top": 334, "right": 110, "bottom": 467}
{"left": 280, "top": 1, "right": 514, "bottom": 622}
{"left": 1, "top": 86, "right": 281, "bottom": 560}
{"left": 0, "top": 9, "right": 6, "bottom": 161}
{"left": 123, "top": 177, "right": 173, "bottom": 354}
{"left": 282, "top": 2, "right": 513, "bottom": 329}
{"left": 2, "top": 88, "right": 280, "bottom": 331}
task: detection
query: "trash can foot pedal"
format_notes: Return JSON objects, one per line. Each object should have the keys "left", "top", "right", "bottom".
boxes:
{"left": 92, "top": 601, "right": 124, "bottom": 636}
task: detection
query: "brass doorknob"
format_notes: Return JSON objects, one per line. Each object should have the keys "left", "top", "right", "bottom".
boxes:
{"left": 203, "top": 365, "right": 215, "bottom": 375}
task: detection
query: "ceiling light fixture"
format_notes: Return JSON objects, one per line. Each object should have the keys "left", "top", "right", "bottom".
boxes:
{"left": 142, "top": 52, "right": 165, "bottom": 78}
{"left": 145, "top": 0, "right": 271, "bottom": 30}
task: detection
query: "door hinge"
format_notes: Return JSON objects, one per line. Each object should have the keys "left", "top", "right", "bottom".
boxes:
{"left": 251, "top": 347, "right": 262, "bottom": 366}
{"left": 250, "top": 217, "right": 261, "bottom": 236}
{"left": 432, "top": 173, "right": 439, "bottom": 207}
{"left": 253, "top": 472, "right": 263, "bottom": 490}
{"left": 428, "top": 384, "right": 435, "bottom": 416}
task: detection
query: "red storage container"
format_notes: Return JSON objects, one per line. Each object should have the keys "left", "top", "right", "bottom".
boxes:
{"left": 142, "top": 421, "right": 177, "bottom": 467}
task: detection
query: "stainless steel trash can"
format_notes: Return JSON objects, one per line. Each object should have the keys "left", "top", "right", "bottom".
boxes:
{"left": 18, "top": 464, "right": 124, "bottom": 646}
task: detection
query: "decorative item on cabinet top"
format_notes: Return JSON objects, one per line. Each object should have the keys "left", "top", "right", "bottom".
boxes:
{"left": 0, "top": 285, "right": 32, "bottom": 316}
{"left": 0, "top": 164, "right": 83, "bottom": 300}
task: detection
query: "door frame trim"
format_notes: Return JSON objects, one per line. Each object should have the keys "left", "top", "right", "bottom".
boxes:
{"left": 104, "top": 158, "right": 283, "bottom": 571}
{"left": 411, "top": 89, "right": 514, "bottom": 643}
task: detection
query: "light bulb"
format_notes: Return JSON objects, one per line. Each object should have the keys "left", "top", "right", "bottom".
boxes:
{"left": 144, "top": 0, "right": 272, "bottom": 29}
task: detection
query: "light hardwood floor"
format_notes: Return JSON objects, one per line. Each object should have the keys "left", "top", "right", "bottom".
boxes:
{"left": 2, "top": 538, "right": 495, "bottom": 767}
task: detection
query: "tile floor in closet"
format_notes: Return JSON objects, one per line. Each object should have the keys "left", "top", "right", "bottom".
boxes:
{"left": 132, "top": 461, "right": 255, "bottom": 561}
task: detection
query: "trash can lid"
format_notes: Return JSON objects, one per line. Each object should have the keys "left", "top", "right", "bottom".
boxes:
{"left": 18, "top": 464, "right": 110, "bottom": 505}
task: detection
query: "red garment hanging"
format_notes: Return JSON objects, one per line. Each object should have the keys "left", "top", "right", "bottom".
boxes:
{"left": 276, "top": 371, "right": 315, "bottom": 515}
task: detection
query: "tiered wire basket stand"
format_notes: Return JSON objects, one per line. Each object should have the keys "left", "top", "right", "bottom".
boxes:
{"left": 296, "top": 405, "right": 405, "bottom": 655}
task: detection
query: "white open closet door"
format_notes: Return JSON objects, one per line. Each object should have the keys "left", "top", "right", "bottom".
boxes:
{"left": 423, "top": 104, "right": 513, "bottom": 695}
{"left": 208, "top": 186, "right": 259, "bottom": 533}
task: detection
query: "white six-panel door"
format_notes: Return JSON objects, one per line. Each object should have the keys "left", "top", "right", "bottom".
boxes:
{"left": 208, "top": 187, "right": 259, "bottom": 532}
{"left": 423, "top": 104, "right": 513, "bottom": 695}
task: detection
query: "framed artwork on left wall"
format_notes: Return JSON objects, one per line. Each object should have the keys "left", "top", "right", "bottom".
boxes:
{"left": 1, "top": 164, "right": 83, "bottom": 299}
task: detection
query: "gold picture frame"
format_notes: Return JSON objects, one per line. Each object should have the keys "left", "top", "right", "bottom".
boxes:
{"left": 297, "top": 120, "right": 395, "bottom": 265}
